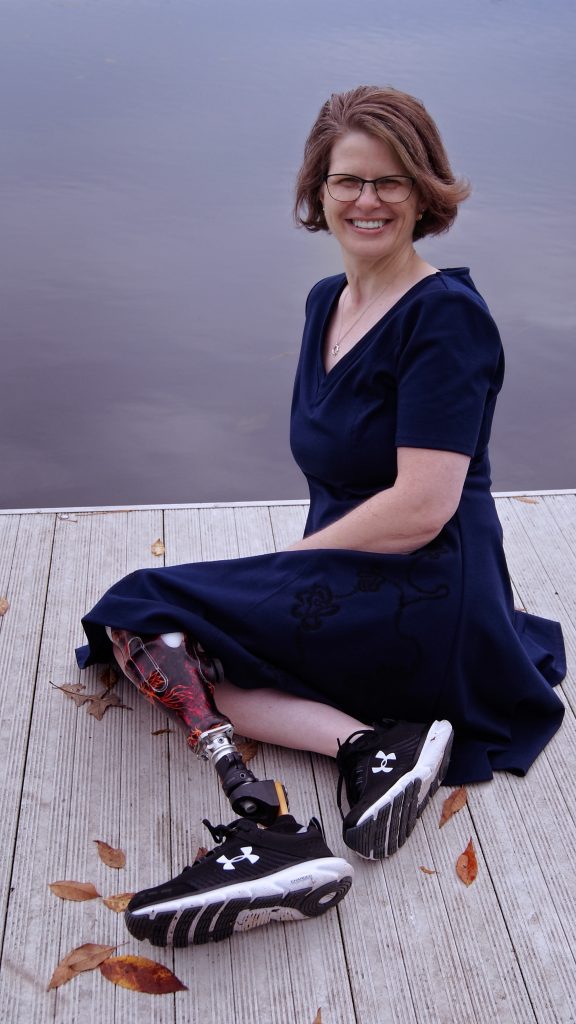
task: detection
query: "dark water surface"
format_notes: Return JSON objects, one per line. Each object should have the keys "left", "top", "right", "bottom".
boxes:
{"left": 2, "top": 0, "right": 575, "bottom": 509}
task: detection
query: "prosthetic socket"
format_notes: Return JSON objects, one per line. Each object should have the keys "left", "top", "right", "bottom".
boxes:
{"left": 107, "top": 628, "right": 288, "bottom": 826}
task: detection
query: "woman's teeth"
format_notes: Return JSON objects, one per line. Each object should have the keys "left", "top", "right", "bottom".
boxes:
{"left": 352, "top": 219, "right": 387, "bottom": 229}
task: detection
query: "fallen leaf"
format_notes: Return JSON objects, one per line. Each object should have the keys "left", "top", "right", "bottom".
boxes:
{"left": 419, "top": 866, "right": 437, "bottom": 876}
{"left": 99, "top": 666, "right": 119, "bottom": 691}
{"left": 151, "top": 538, "right": 165, "bottom": 557}
{"left": 236, "top": 738, "right": 259, "bottom": 763}
{"left": 439, "top": 786, "right": 468, "bottom": 828}
{"left": 49, "top": 881, "right": 101, "bottom": 902}
{"left": 151, "top": 727, "right": 173, "bottom": 736}
{"left": 47, "top": 942, "right": 116, "bottom": 991}
{"left": 194, "top": 846, "right": 208, "bottom": 863}
{"left": 50, "top": 681, "right": 93, "bottom": 708}
{"left": 512, "top": 496, "right": 539, "bottom": 504}
{"left": 312, "top": 1010, "right": 322, "bottom": 1024}
{"left": 0, "top": 596, "right": 9, "bottom": 616}
{"left": 456, "top": 838, "right": 478, "bottom": 886}
{"left": 87, "top": 692, "right": 132, "bottom": 721}
{"left": 94, "top": 841, "right": 126, "bottom": 869}
{"left": 100, "top": 955, "right": 187, "bottom": 993}
{"left": 102, "top": 892, "right": 135, "bottom": 913}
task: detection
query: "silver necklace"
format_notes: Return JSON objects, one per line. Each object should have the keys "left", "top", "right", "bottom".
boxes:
{"left": 330, "top": 268, "right": 406, "bottom": 358}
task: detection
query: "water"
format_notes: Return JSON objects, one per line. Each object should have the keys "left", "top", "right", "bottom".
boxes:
{"left": 2, "top": 0, "right": 575, "bottom": 509}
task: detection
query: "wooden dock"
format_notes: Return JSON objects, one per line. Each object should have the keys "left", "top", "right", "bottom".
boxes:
{"left": 0, "top": 492, "right": 575, "bottom": 1024}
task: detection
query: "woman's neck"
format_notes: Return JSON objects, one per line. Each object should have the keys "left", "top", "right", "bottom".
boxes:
{"left": 342, "top": 246, "right": 432, "bottom": 306}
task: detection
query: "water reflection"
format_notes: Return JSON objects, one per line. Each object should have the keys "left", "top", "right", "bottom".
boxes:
{"left": 1, "top": 0, "right": 575, "bottom": 508}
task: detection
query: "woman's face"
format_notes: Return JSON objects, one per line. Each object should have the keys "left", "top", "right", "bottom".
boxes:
{"left": 321, "top": 131, "right": 422, "bottom": 263}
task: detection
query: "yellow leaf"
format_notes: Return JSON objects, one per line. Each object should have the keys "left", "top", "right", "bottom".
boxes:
{"left": 49, "top": 881, "right": 101, "bottom": 902}
{"left": 100, "top": 955, "right": 187, "bottom": 993}
{"left": 312, "top": 1010, "right": 322, "bottom": 1024}
{"left": 512, "top": 495, "right": 539, "bottom": 504}
{"left": 439, "top": 786, "right": 468, "bottom": 828}
{"left": 456, "top": 838, "right": 478, "bottom": 886}
{"left": 47, "top": 942, "right": 116, "bottom": 990}
{"left": 0, "top": 596, "right": 9, "bottom": 616}
{"left": 419, "top": 866, "right": 436, "bottom": 876}
{"left": 151, "top": 538, "right": 165, "bottom": 556}
{"left": 102, "top": 892, "right": 135, "bottom": 913}
{"left": 94, "top": 840, "right": 126, "bottom": 869}
{"left": 236, "top": 738, "right": 259, "bottom": 763}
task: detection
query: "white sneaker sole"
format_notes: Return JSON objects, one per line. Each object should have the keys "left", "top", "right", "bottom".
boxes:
{"left": 125, "top": 856, "right": 353, "bottom": 946}
{"left": 344, "top": 720, "right": 454, "bottom": 860}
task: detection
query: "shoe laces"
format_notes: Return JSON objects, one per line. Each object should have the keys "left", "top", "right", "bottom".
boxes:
{"left": 335, "top": 723, "right": 395, "bottom": 818}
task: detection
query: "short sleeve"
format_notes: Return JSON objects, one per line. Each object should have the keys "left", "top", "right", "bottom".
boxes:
{"left": 395, "top": 290, "right": 504, "bottom": 457}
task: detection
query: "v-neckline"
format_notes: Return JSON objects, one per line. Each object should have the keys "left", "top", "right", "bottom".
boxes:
{"left": 316, "top": 271, "right": 441, "bottom": 389}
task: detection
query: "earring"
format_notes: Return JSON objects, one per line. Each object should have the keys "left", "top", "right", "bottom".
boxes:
{"left": 416, "top": 212, "right": 423, "bottom": 221}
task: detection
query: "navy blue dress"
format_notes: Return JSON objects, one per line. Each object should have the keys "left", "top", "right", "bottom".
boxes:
{"left": 77, "top": 268, "right": 566, "bottom": 784}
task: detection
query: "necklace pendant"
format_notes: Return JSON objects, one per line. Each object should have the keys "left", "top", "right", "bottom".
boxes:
{"left": 331, "top": 342, "right": 340, "bottom": 357}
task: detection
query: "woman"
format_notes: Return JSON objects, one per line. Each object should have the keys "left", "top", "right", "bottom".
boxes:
{"left": 76, "top": 86, "right": 565, "bottom": 947}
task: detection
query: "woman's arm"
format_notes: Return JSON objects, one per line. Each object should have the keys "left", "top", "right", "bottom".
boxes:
{"left": 288, "top": 447, "right": 471, "bottom": 554}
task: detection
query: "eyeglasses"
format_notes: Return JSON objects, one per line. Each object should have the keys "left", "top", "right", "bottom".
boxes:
{"left": 324, "top": 174, "right": 415, "bottom": 204}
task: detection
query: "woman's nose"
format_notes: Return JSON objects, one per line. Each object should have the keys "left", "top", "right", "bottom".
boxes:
{"left": 356, "top": 181, "right": 382, "bottom": 208}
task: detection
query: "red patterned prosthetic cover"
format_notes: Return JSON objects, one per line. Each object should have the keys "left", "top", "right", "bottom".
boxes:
{"left": 108, "top": 629, "right": 229, "bottom": 750}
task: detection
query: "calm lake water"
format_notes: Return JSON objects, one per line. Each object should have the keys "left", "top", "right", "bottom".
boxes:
{"left": 2, "top": 0, "right": 575, "bottom": 509}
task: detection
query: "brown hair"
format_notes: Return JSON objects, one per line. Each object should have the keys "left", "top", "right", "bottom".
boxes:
{"left": 294, "top": 86, "right": 470, "bottom": 241}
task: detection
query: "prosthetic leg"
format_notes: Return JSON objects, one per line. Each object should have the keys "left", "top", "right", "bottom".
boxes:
{"left": 106, "top": 628, "right": 288, "bottom": 826}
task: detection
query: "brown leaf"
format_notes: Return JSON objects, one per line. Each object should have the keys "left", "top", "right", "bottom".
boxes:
{"left": 94, "top": 840, "right": 126, "bottom": 869}
{"left": 512, "top": 496, "right": 539, "bottom": 504}
{"left": 100, "top": 955, "right": 187, "bottom": 993}
{"left": 87, "top": 692, "right": 132, "bottom": 721}
{"left": 312, "top": 1010, "right": 322, "bottom": 1024}
{"left": 99, "top": 666, "right": 119, "bottom": 691}
{"left": 49, "top": 880, "right": 101, "bottom": 902}
{"left": 419, "top": 866, "right": 437, "bottom": 876}
{"left": 194, "top": 846, "right": 208, "bottom": 863}
{"left": 151, "top": 538, "right": 165, "bottom": 557}
{"left": 50, "top": 681, "right": 93, "bottom": 708}
{"left": 151, "top": 727, "right": 173, "bottom": 736}
{"left": 102, "top": 892, "right": 135, "bottom": 913}
{"left": 47, "top": 942, "right": 116, "bottom": 991}
{"left": 456, "top": 838, "right": 478, "bottom": 886}
{"left": 439, "top": 786, "right": 468, "bottom": 828}
{"left": 0, "top": 596, "right": 9, "bottom": 616}
{"left": 236, "top": 737, "right": 259, "bottom": 763}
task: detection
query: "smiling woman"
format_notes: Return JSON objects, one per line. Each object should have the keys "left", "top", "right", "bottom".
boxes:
{"left": 75, "top": 86, "right": 565, "bottom": 951}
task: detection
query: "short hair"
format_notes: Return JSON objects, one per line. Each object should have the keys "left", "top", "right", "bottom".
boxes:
{"left": 294, "top": 86, "right": 471, "bottom": 241}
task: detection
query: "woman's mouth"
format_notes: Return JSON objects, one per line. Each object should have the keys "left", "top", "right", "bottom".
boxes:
{"left": 350, "top": 219, "right": 389, "bottom": 230}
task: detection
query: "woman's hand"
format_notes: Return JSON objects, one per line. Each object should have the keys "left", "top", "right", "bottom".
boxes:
{"left": 288, "top": 447, "right": 471, "bottom": 554}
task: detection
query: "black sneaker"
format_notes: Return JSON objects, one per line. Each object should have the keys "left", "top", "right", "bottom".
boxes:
{"left": 124, "top": 815, "right": 353, "bottom": 947}
{"left": 336, "top": 719, "right": 454, "bottom": 859}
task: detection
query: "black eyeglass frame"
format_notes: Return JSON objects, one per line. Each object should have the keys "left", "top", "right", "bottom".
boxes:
{"left": 324, "top": 173, "right": 416, "bottom": 203}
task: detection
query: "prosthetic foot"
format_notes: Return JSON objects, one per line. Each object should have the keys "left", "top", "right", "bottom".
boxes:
{"left": 106, "top": 628, "right": 288, "bottom": 826}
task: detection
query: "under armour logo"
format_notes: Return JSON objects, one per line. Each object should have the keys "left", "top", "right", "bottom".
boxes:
{"left": 372, "top": 750, "right": 397, "bottom": 774}
{"left": 216, "top": 847, "right": 260, "bottom": 871}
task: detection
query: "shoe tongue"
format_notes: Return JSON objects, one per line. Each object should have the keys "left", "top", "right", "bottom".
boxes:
{"left": 267, "top": 814, "right": 305, "bottom": 834}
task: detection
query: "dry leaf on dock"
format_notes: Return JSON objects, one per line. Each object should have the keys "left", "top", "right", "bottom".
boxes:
{"left": 439, "top": 786, "right": 468, "bottom": 828}
{"left": 151, "top": 538, "right": 166, "bottom": 556}
{"left": 99, "top": 666, "right": 119, "bottom": 691}
{"left": 102, "top": 893, "right": 135, "bottom": 913}
{"left": 100, "top": 955, "right": 187, "bottom": 993}
{"left": 94, "top": 841, "right": 126, "bottom": 869}
{"left": 456, "top": 838, "right": 478, "bottom": 886}
{"left": 47, "top": 943, "right": 116, "bottom": 991}
{"left": 87, "top": 692, "right": 131, "bottom": 721}
{"left": 49, "top": 881, "right": 101, "bottom": 902}
{"left": 50, "top": 682, "right": 93, "bottom": 707}
{"left": 419, "top": 866, "right": 437, "bottom": 876}
{"left": 312, "top": 1010, "right": 323, "bottom": 1024}
{"left": 0, "top": 596, "right": 9, "bottom": 616}
{"left": 236, "top": 738, "right": 259, "bottom": 762}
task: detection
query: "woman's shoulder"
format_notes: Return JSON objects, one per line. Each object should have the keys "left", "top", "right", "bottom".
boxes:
{"left": 305, "top": 273, "right": 346, "bottom": 314}
{"left": 409, "top": 267, "right": 493, "bottom": 316}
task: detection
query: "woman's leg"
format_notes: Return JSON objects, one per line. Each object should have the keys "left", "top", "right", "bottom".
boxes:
{"left": 215, "top": 680, "right": 369, "bottom": 758}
